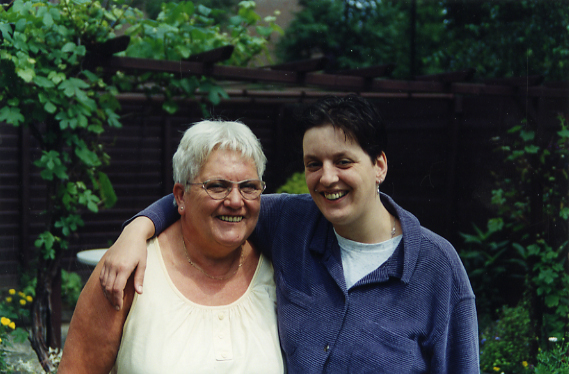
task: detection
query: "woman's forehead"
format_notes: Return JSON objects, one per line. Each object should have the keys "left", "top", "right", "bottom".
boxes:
{"left": 303, "top": 125, "right": 359, "bottom": 147}
{"left": 199, "top": 149, "right": 258, "bottom": 177}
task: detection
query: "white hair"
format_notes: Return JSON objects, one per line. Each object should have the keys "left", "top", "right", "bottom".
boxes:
{"left": 172, "top": 120, "right": 267, "bottom": 185}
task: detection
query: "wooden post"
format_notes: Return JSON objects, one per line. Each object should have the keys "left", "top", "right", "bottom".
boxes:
{"left": 443, "top": 95, "right": 463, "bottom": 239}
{"left": 48, "top": 269, "right": 62, "bottom": 349}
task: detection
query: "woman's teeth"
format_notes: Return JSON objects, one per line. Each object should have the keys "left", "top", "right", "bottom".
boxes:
{"left": 324, "top": 191, "right": 346, "bottom": 200}
{"left": 219, "top": 216, "right": 243, "bottom": 222}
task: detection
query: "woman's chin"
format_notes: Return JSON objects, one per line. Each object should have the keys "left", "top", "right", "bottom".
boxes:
{"left": 212, "top": 232, "right": 248, "bottom": 248}
{"left": 320, "top": 209, "right": 351, "bottom": 227}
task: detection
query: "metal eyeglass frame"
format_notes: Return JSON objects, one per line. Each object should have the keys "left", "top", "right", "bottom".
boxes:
{"left": 186, "top": 179, "right": 266, "bottom": 200}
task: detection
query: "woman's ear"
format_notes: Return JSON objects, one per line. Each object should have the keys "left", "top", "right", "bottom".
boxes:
{"left": 173, "top": 183, "right": 186, "bottom": 214}
{"left": 375, "top": 152, "right": 388, "bottom": 184}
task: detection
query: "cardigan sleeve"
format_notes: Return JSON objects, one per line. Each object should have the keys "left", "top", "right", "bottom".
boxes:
{"left": 123, "top": 194, "right": 179, "bottom": 237}
{"left": 431, "top": 296, "right": 479, "bottom": 373}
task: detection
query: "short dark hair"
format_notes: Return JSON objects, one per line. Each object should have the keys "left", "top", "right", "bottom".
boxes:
{"left": 299, "top": 94, "right": 387, "bottom": 163}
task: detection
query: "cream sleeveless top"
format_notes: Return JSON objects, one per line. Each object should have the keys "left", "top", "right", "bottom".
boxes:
{"left": 112, "top": 237, "right": 284, "bottom": 374}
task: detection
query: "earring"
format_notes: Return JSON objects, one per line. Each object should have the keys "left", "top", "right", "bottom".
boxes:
{"left": 180, "top": 206, "right": 184, "bottom": 211}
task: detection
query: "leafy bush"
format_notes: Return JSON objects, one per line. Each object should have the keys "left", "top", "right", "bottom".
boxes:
{"left": 428, "top": 0, "right": 569, "bottom": 81}
{"left": 278, "top": 0, "right": 569, "bottom": 80}
{"left": 118, "top": 0, "right": 283, "bottom": 114}
{"left": 132, "top": 0, "right": 240, "bottom": 21}
{"left": 461, "top": 117, "right": 569, "bottom": 361}
{"left": 276, "top": 0, "right": 419, "bottom": 77}
{"left": 0, "top": 289, "right": 33, "bottom": 372}
{"left": 61, "top": 270, "right": 84, "bottom": 310}
{"left": 479, "top": 303, "right": 533, "bottom": 373}
{"left": 276, "top": 171, "right": 309, "bottom": 194}
{"left": 534, "top": 337, "right": 569, "bottom": 374}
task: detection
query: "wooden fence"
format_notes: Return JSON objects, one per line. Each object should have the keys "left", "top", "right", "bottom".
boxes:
{"left": 1, "top": 89, "right": 568, "bottom": 286}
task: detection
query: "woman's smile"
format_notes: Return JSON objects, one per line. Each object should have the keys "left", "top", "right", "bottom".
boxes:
{"left": 217, "top": 215, "right": 244, "bottom": 222}
{"left": 321, "top": 190, "right": 348, "bottom": 200}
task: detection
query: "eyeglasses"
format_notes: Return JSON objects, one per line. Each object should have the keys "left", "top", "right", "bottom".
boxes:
{"left": 187, "top": 179, "right": 266, "bottom": 200}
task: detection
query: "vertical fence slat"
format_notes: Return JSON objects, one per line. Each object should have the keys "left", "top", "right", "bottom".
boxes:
{"left": 18, "top": 125, "right": 30, "bottom": 269}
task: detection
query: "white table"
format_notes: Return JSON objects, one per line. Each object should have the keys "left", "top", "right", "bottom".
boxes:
{"left": 76, "top": 248, "right": 108, "bottom": 266}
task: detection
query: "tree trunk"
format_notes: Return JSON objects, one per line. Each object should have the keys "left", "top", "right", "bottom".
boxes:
{"left": 29, "top": 256, "right": 62, "bottom": 373}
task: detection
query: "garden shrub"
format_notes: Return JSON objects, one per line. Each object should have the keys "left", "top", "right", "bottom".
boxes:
{"left": 61, "top": 270, "right": 84, "bottom": 310}
{"left": 479, "top": 302, "right": 532, "bottom": 373}
{"left": 533, "top": 337, "right": 569, "bottom": 374}
{"left": 461, "top": 116, "right": 569, "bottom": 362}
{"left": 0, "top": 288, "right": 33, "bottom": 372}
{"left": 276, "top": 171, "right": 309, "bottom": 194}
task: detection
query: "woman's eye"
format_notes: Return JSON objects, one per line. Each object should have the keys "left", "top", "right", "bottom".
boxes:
{"left": 206, "top": 181, "right": 228, "bottom": 191}
{"left": 305, "top": 162, "right": 320, "bottom": 169}
{"left": 337, "top": 160, "right": 352, "bottom": 167}
{"left": 240, "top": 184, "right": 256, "bottom": 192}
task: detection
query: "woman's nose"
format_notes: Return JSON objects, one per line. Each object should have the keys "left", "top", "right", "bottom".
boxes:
{"left": 224, "top": 186, "right": 244, "bottom": 208}
{"left": 320, "top": 163, "right": 339, "bottom": 186}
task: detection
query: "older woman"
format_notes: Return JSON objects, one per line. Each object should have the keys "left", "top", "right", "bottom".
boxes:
{"left": 101, "top": 95, "right": 479, "bottom": 373}
{"left": 59, "top": 120, "right": 284, "bottom": 374}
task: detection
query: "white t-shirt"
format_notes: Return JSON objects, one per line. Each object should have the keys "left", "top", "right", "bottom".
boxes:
{"left": 336, "top": 230, "right": 402, "bottom": 289}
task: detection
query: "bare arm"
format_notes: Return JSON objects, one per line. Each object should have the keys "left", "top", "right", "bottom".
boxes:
{"left": 99, "top": 216, "right": 154, "bottom": 310}
{"left": 59, "top": 253, "right": 135, "bottom": 373}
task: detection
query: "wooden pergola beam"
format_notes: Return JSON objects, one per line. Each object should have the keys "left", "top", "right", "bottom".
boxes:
{"left": 414, "top": 68, "right": 476, "bottom": 83}
{"left": 186, "top": 45, "right": 234, "bottom": 63}
{"left": 335, "top": 64, "right": 396, "bottom": 78}
{"left": 86, "top": 56, "right": 568, "bottom": 98}
{"left": 544, "top": 81, "right": 569, "bottom": 89}
{"left": 86, "top": 35, "right": 131, "bottom": 56}
{"left": 483, "top": 75, "right": 545, "bottom": 87}
{"left": 267, "top": 57, "right": 328, "bottom": 73}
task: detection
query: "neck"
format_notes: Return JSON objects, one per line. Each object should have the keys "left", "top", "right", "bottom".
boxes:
{"left": 334, "top": 201, "right": 394, "bottom": 244}
{"left": 180, "top": 230, "right": 245, "bottom": 281}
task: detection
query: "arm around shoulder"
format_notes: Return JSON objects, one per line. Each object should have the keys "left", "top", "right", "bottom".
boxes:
{"left": 100, "top": 216, "right": 154, "bottom": 309}
{"left": 99, "top": 194, "right": 179, "bottom": 309}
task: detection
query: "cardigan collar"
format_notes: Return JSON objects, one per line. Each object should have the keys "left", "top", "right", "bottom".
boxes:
{"left": 308, "top": 193, "right": 422, "bottom": 285}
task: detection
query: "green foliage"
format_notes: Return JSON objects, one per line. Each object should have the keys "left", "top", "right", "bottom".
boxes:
{"left": 459, "top": 220, "right": 525, "bottom": 319}
{"left": 427, "top": 0, "right": 569, "bottom": 80}
{"left": 479, "top": 303, "right": 533, "bottom": 374}
{"left": 497, "top": 119, "right": 569, "bottom": 339}
{"left": 529, "top": 240, "right": 569, "bottom": 337}
{"left": 118, "top": 0, "right": 282, "bottom": 114}
{"left": 61, "top": 270, "right": 84, "bottom": 309}
{"left": 0, "top": 0, "right": 126, "bottom": 262}
{"left": 1, "top": 0, "right": 280, "bottom": 273}
{"left": 0, "top": 288, "right": 33, "bottom": 372}
{"left": 132, "top": 0, "right": 239, "bottom": 21}
{"left": 123, "top": 1, "right": 281, "bottom": 65}
{"left": 461, "top": 116, "right": 569, "bottom": 361}
{"left": 276, "top": 0, "right": 428, "bottom": 78}
{"left": 276, "top": 171, "right": 309, "bottom": 194}
{"left": 534, "top": 337, "right": 569, "bottom": 374}
{"left": 278, "top": 0, "right": 569, "bottom": 81}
